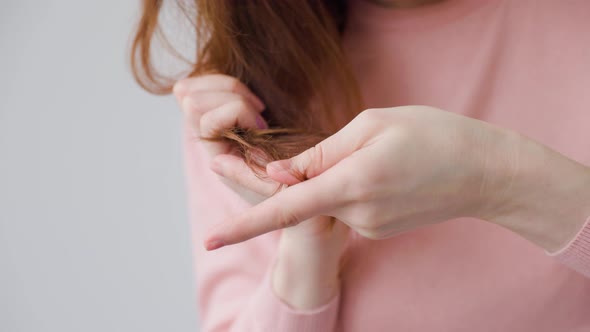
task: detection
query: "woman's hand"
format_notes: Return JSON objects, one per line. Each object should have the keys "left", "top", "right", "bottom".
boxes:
{"left": 174, "top": 74, "right": 274, "bottom": 205}
{"left": 175, "top": 74, "right": 349, "bottom": 309}
{"left": 205, "top": 106, "right": 590, "bottom": 253}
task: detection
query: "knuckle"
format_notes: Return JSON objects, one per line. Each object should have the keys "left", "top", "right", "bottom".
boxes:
{"left": 236, "top": 95, "right": 254, "bottom": 110}
{"left": 220, "top": 99, "right": 247, "bottom": 116}
{"left": 228, "top": 78, "right": 243, "bottom": 94}
{"left": 199, "top": 111, "right": 215, "bottom": 137}
{"left": 359, "top": 108, "right": 386, "bottom": 124}
{"left": 182, "top": 96, "right": 210, "bottom": 118}
{"left": 302, "top": 144, "right": 325, "bottom": 178}
{"left": 184, "top": 96, "right": 202, "bottom": 111}
{"left": 172, "top": 81, "right": 186, "bottom": 98}
{"left": 182, "top": 102, "right": 203, "bottom": 129}
{"left": 352, "top": 108, "right": 385, "bottom": 134}
{"left": 358, "top": 108, "right": 378, "bottom": 121}
{"left": 180, "top": 96, "right": 193, "bottom": 113}
{"left": 227, "top": 100, "right": 255, "bottom": 125}
{"left": 230, "top": 98, "right": 250, "bottom": 111}
{"left": 312, "top": 143, "right": 325, "bottom": 166}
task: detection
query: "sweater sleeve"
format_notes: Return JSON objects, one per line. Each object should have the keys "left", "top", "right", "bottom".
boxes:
{"left": 181, "top": 121, "right": 340, "bottom": 332}
{"left": 548, "top": 216, "right": 590, "bottom": 278}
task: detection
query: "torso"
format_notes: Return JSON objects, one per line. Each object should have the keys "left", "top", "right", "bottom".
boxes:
{"left": 336, "top": 0, "right": 590, "bottom": 330}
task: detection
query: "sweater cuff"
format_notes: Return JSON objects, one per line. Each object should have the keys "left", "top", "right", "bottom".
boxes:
{"left": 547, "top": 215, "right": 590, "bottom": 278}
{"left": 251, "top": 262, "right": 340, "bottom": 332}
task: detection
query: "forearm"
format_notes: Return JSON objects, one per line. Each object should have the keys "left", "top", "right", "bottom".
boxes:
{"left": 481, "top": 129, "right": 590, "bottom": 252}
{"left": 272, "top": 222, "right": 344, "bottom": 310}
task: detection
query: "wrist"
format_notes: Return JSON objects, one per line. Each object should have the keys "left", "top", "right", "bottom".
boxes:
{"left": 272, "top": 250, "right": 341, "bottom": 310}
{"left": 479, "top": 130, "right": 590, "bottom": 252}
{"left": 271, "top": 224, "right": 344, "bottom": 310}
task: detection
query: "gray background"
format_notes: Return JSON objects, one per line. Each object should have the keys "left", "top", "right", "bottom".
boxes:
{"left": 1, "top": 1, "right": 199, "bottom": 331}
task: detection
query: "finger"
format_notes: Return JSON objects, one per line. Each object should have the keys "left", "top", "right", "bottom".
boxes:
{"left": 198, "top": 100, "right": 262, "bottom": 138}
{"left": 173, "top": 74, "right": 265, "bottom": 110}
{"left": 211, "top": 154, "right": 280, "bottom": 197}
{"left": 199, "top": 100, "right": 266, "bottom": 156}
{"left": 182, "top": 91, "right": 265, "bottom": 117}
{"left": 266, "top": 121, "right": 362, "bottom": 185}
{"left": 216, "top": 177, "right": 267, "bottom": 206}
{"left": 204, "top": 170, "right": 342, "bottom": 250}
{"left": 181, "top": 93, "right": 267, "bottom": 138}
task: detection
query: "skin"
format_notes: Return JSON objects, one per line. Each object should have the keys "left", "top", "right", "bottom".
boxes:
{"left": 176, "top": 0, "right": 590, "bottom": 311}
{"left": 206, "top": 106, "right": 590, "bottom": 253}
{"left": 174, "top": 74, "right": 347, "bottom": 309}
{"left": 177, "top": 75, "right": 590, "bottom": 312}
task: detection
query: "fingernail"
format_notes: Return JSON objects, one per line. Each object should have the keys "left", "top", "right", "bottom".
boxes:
{"left": 255, "top": 114, "right": 268, "bottom": 129}
{"left": 205, "top": 239, "right": 225, "bottom": 251}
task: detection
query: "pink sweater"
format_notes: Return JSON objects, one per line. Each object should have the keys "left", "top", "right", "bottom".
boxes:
{"left": 183, "top": 0, "right": 590, "bottom": 330}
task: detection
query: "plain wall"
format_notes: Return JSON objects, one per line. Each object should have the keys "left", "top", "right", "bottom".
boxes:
{"left": 1, "top": 1, "right": 199, "bottom": 331}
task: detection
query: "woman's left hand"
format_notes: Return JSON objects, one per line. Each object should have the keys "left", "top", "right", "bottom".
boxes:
{"left": 205, "top": 106, "right": 590, "bottom": 253}
{"left": 175, "top": 75, "right": 350, "bottom": 309}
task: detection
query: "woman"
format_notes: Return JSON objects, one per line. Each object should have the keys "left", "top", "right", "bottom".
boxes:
{"left": 131, "top": 0, "right": 590, "bottom": 331}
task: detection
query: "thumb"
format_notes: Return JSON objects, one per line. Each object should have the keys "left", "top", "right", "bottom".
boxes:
{"left": 266, "top": 127, "right": 359, "bottom": 186}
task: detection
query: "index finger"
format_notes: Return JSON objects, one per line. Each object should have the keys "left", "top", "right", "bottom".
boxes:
{"left": 204, "top": 171, "right": 342, "bottom": 250}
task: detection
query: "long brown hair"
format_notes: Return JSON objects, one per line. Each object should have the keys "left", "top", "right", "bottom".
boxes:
{"left": 130, "top": 0, "right": 362, "bottom": 177}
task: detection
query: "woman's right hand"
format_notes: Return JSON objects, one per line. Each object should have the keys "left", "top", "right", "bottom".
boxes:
{"left": 174, "top": 74, "right": 349, "bottom": 309}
